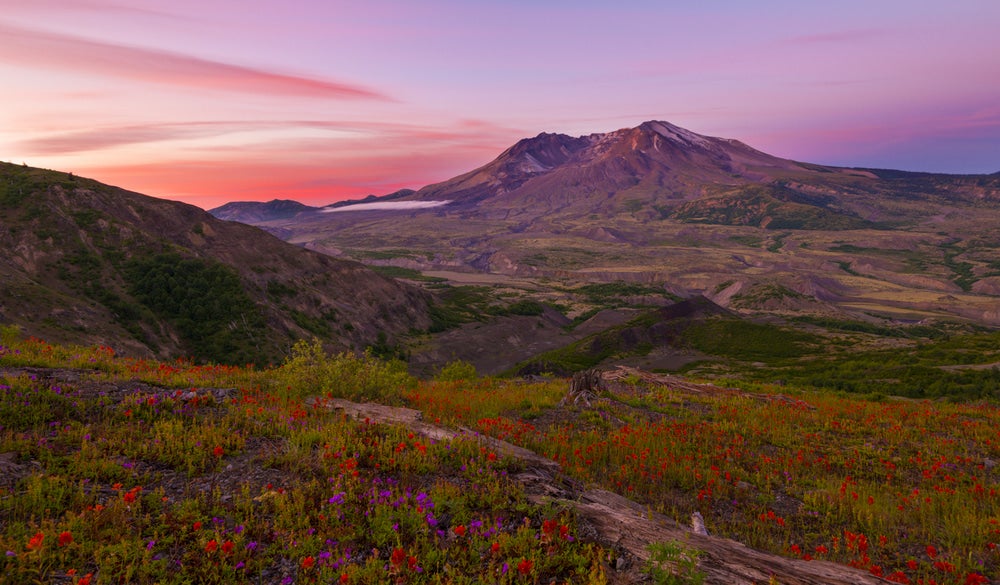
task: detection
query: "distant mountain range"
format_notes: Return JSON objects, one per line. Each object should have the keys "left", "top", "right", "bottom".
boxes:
{"left": 214, "top": 120, "right": 999, "bottom": 227}
{"left": 0, "top": 162, "right": 431, "bottom": 364}
{"left": 212, "top": 120, "right": 1000, "bottom": 337}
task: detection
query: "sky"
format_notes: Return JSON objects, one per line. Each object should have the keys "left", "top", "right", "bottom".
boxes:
{"left": 2, "top": 0, "right": 999, "bottom": 210}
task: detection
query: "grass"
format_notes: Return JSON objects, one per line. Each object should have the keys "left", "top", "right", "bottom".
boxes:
{"left": 2, "top": 326, "right": 998, "bottom": 584}
{"left": 0, "top": 331, "right": 606, "bottom": 584}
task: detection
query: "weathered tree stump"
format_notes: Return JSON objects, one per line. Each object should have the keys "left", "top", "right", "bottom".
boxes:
{"left": 562, "top": 368, "right": 603, "bottom": 407}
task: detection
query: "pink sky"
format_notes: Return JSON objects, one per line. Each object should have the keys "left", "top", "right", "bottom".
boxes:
{"left": 2, "top": 0, "right": 999, "bottom": 210}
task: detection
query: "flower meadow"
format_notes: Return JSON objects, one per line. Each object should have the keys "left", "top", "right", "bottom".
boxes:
{"left": 1, "top": 327, "right": 998, "bottom": 584}
{"left": 0, "top": 333, "right": 605, "bottom": 584}
{"left": 406, "top": 379, "right": 999, "bottom": 584}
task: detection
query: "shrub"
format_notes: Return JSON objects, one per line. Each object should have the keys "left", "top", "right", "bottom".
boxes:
{"left": 435, "top": 359, "right": 478, "bottom": 382}
{"left": 279, "top": 338, "right": 414, "bottom": 402}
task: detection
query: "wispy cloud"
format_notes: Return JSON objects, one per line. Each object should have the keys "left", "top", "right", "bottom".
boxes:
{"left": 16, "top": 118, "right": 519, "bottom": 156}
{"left": 0, "top": 23, "right": 389, "bottom": 100}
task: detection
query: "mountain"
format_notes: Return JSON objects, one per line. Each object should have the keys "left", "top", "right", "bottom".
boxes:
{"left": 0, "top": 162, "right": 431, "bottom": 364}
{"left": 209, "top": 199, "right": 319, "bottom": 223}
{"left": 224, "top": 120, "right": 1000, "bottom": 336}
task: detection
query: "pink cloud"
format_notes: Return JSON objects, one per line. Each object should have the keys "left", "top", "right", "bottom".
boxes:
{"left": 0, "top": 23, "right": 389, "bottom": 100}
{"left": 16, "top": 118, "right": 521, "bottom": 157}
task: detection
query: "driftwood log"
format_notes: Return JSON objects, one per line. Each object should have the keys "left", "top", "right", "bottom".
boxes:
{"left": 311, "top": 396, "right": 888, "bottom": 585}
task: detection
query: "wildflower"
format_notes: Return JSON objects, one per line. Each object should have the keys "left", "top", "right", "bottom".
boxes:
{"left": 192, "top": 521, "right": 202, "bottom": 531}
{"left": 78, "top": 574, "right": 93, "bottom": 585}
{"left": 58, "top": 531, "right": 73, "bottom": 547}
{"left": 926, "top": 544, "right": 937, "bottom": 559}
{"left": 205, "top": 539, "right": 218, "bottom": 553}
{"left": 542, "top": 519, "right": 558, "bottom": 538}
{"left": 26, "top": 532, "right": 44, "bottom": 551}
{"left": 965, "top": 573, "right": 990, "bottom": 585}
{"left": 453, "top": 525, "right": 466, "bottom": 537}
{"left": 390, "top": 547, "right": 407, "bottom": 569}
{"left": 517, "top": 558, "right": 533, "bottom": 575}
{"left": 123, "top": 486, "right": 141, "bottom": 503}
{"left": 340, "top": 574, "right": 349, "bottom": 583}
{"left": 213, "top": 445, "right": 224, "bottom": 458}
{"left": 222, "top": 540, "right": 234, "bottom": 554}
{"left": 302, "top": 556, "right": 315, "bottom": 569}
{"left": 491, "top": 542, "right": 500, "bottom": 554}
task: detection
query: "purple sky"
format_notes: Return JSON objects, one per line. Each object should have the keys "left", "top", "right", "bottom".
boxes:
{"left": 2, "top": 0, "right": 999, "bottom": 209}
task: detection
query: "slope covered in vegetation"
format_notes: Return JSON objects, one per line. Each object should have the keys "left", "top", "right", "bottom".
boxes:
{"left": 1, "top": 326, "right": 996, "bottom": 584}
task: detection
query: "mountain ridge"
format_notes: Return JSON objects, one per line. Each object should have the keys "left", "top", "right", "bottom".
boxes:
{"left": 0, "top": 162, "right": 432, "bottom": 363}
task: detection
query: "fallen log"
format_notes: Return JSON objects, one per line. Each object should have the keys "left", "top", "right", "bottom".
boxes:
{"left": 310, "top": 396, "right": 886, "bottom": 585}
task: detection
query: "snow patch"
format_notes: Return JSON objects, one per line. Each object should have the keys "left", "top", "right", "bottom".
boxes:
{"left": 647, "top": 121, "right": 713, "bottom": 149}
{"left": 520, "top": 153, "right": 550, "bottom": 173}
{"left": 321, "top": 200, "right": 451, "bottom": 213}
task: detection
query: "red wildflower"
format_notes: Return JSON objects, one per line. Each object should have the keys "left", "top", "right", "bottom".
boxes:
{"left": 221, "top": 540, "right": 234, "bottom": 554}
{"left": 205, "top": 539, "right": 218, "bottom": 553}
{"left": 58, "top": 531, "right": 73, "bottom": 547}
{"left": 390, "top": 547, "right": 407, "bottom": 569}
{"left": 192, "top": 521, "right": 202, "bottom": 531}
{"left": 491, "top": 542, "right": 500, "bottom": 554}
{"left": 517, "top": 558, "right": 533, "bottom": 575}
{"left": 212, "top": 445, "right": 224, "bottom": 458}
{"left": 453, "top": 524, "right": 466, "bottom": 537}
{"left": 814, "top": 545, "right": 828, "bottom": 555}
{"left": 339, "top": 574, "right": 349, "bottom": 584}
{"left": 26, "top": 531, "right": 44, "bottom": 551}
{"left": 926, "top": 544, "right": 937, "bottom": 559}
{"left": 542, "top": 519, "right": 557, "bottom": 534}
{"left": 885, "top": 571, "right": 911, "bottom": 584}
{"left": 907, "top": 559, "right": 919, "bottom": 570}
{"left": 77, "top": 574, "right": 93, "bottom": 585}
{"left": 301, "top": 556, "right": 315, "bottom": 569}
{"left": 123, "top": 486, "right": 140, "bottom": 503}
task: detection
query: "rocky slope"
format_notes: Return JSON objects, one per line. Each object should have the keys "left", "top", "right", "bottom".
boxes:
{"left": 0, "top": 162, "right": 431, "bottom": 363}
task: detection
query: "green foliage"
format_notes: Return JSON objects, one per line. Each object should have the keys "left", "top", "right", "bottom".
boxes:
{"left": 435, "top": 359, "right": 479, "bottom": 382}
{"left": 426, "top": 285, "right": 501, "bottom": 332}
{"left": 672, "top": 185, "right": 870, "bottom": 230}
{"left": 730, "top": 283, "right": 805, "bottom": 308}
{"left": 265, "top": 279, "right": 297, "bottom": 300}
{"left": 682, "top": 318, "right": 816, "bottom": 362}
{"left": 503, "top": 299, "right": 546, "bottom": 316}
{"left": 289, "top": 308, "right": 332, "bottom": 337}
{"left": 124, "top": 252, "right": 266, "bottom": 364}
{"left": 645, "top": 540, "right": 706, "bottom": 585}
{"left": 788, "top": 315, "right": 947, "bottom": 339}
{"left": 279, "top": 338, "right": 414, "bottom": 401}
{"left": 368, "top": 265, "right": 447, "bottom": 282}
{"left": 744, "top": 329, "right": 1000, "bottom": 399}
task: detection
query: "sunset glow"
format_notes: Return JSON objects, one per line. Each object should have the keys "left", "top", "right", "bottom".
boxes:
{"left": 2, "top": 0, "right": 998, "bottom": 209}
